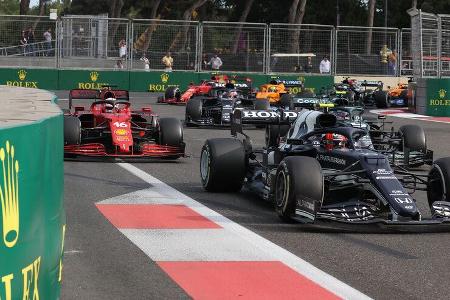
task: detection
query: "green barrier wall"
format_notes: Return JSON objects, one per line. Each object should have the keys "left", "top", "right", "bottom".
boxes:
{"left": 58, "top": 69, "right": 130, "bottom": 90}
{"left": 426, "top": 78, "right": 450, "bottom": 117}
{"left": 0, "top": 68, "right": 334, "bottom": 94}
{"left": 0, "top": 99, "right": 65, "bottom": 299}
{"left": 0, "top": 68, "right": 58, "bottom": 90}
{"left": 129, "top": 71, "right": 198, "bottom": 92}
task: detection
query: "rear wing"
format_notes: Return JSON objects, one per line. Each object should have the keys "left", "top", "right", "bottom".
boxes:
{"left": 360, "top": 80, "right": 383, "bottom": 88}
{"left": 231, "top": 109, "right": 298, "bottom": 136}
{"left": 269, "top": 78, "right": 304, "bottom": 88}
{"left": 68, "top": 89, "right": 129, "bottom": 109}
{"left": 292, "top": 97, "right": 335, "bottom": 110}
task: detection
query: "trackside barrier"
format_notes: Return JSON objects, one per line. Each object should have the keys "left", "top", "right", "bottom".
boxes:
{"left": 426, "top": 78, "right": 450, "bottom": 116}
{"left": 0, "top": 68, "right": 334, "bottom": 93}
{"left": 0, "top": 86, "right": 65, "bottom": 299}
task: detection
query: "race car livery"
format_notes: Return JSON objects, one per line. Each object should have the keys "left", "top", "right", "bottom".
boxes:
{"left": 199, "top": 108, "right": 450, "bottom": 228}
{"left": 64, "top": 87, "right": 185, "bottom": 159}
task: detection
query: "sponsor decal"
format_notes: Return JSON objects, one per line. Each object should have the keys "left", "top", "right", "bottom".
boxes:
{"left": 375, "top": 176, "right": 396, "bottom": 180}
{"left": 373, "top": 169, "right": 395, "bottom": 179}
{"left": 373, "top": 169, "right": 393, "bottom": 175}
{"left": 116, "top": 136, "right": 130, "bottom": 142}
{"left": 394, "top": 197, "right": 413, "bottom": 204}
{"left": 389, "top": 190, "right": 409, "bottom": 196}
{"left": 0, "top": 140, "right": 43, "bottom": 300}
{"left": 6, "top": 69, "right": 38, "bottom": 88}
{"left": 242, "top": 110, "right": 298, "bottom": 119}
{"left": 317, "top": 154, "right": 346, "bottom": 166}
{"left": 114, "top": 129, "right": 128, "bottom": 136}
{"left": 78, "top": 71, "right": 109, "bottom": 89}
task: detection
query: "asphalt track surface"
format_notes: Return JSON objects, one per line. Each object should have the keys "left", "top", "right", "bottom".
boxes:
{"left": 57, "top": 91, "right": 450, "bottom": 300}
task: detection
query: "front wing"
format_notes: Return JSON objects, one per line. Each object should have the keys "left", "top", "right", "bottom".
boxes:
{"left": 64, "top": 143, "right": 185, "bottom": 159}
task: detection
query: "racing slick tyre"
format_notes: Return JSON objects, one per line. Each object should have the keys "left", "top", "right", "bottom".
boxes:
{"left": 164, "top": 86, "right": 181, "bottom": 103}
{"left": 64, "top": 116, "right": 81, "bottom": 145}
{"left": 398, "top": 125, "right": 426, "bottom": 152}
{"left": 185, "top": 97, "right": 203, "bottom": 126}
{"left": 374, "top": 90, "right": 389, "bottom": 108}
{"left": 275, "top": 156, "right": 323, "bottom": 222}
{"left": 254, "top": 98, "right": 270, "bottom": 110}
{"left": 200, "top": 138, "right": 246, "bottom": 192}
{"left": 159, "top": 118, "right": 183, "bottom": 147}
{"left": 265, "top": 124, "right": 290, "bottom": 148}
{"left": 427, "top": 157, "right": 450, "bottom": 205}
{"left": 280, "top": 94, "right": 294, "bottom": 110}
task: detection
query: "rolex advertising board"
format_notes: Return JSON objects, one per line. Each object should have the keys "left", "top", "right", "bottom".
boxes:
{"left": 0, "top": 115, "right": 65, "bottom": 300}
{"left": 129, "top": 71, "right": 198, "bottom": 92}
{"left": 0, "top": 68, "right": 58, "bottom": 90}
{"left": 58, "top": 70, "right": 130, "bottom": 90}
{"left": 426, "top": 79, "right": 450, "bottom": 117}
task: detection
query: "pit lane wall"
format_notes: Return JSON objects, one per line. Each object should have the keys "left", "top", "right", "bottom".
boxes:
{"left": 0, "top": 86, "right": 65, "bottom": 300}
{"left": 0, "top": 68, "right": 334, "bottom": 95}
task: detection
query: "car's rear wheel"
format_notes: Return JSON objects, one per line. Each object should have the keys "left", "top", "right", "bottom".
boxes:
{"left": 200, "top": 138, "right": 246, "bottom": 192}
{"left": 64, "top": 116, "right": 81, "bottom": 145}
{"left": 185, "top": 97, "right": 203, "bottom": 125}
{"left": 375, "top": 90, "right": 389, "bottom": 108}
{"left": 428, "top": 157, "right": 450, "bottom": 207}
{"left": 275, "top": 156, "right": 323, "bottom": 222}
{"left": 399, "top": 125, "right": 426, "bottom": 152}
{"left": 159, "top": 117, "right": 183, "bottom": 147}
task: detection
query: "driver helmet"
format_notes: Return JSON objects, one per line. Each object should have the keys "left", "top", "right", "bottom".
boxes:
{"left": 228, "top": 91, "right": 239, "bottom": 99}
{"left": 105, "top": 97, "right": 115, "bottom": 112}
{"left": 268, "top": 86, "right": 277, "bottom": 93}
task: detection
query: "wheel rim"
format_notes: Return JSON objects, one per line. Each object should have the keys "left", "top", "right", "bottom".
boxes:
{"left": 275, "top": 170, "right": 287, "bottom": 208}
{"left": 200, "top": 147, "right": 210, "bottom": 183}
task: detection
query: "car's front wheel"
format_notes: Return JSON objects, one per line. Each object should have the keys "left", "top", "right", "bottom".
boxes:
{"left": 275, "top": 156, "right": 323, "bottom": 223}
{"left": 200, "top": 138, "right": 246, "bottom": 192}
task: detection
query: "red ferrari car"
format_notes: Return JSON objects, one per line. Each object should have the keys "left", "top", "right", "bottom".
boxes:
{"left": 64, "top": 87, "right": 185, "bottom": 159}
{"left": 157, "top": 75, "right": 252, "bottom": 104}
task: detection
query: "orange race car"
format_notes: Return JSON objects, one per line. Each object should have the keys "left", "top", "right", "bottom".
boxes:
{"left": 255, "top": 79, "right": 306, "bottom": 107}
{"left": 387, "top": 83, "right": 410, "bottom": 107}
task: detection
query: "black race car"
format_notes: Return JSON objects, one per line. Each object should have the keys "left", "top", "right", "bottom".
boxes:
{"left": 185, "top": 85, "right": 267, "bottom": 126}
{"left": 199, "top": 108, "right": 450, "bottom": 226}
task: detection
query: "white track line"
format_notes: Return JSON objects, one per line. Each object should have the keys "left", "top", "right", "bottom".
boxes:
{"left": 117, "top": 162, "right": 371, "bottom": 300}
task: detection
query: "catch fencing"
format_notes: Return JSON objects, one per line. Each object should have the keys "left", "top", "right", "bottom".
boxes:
{"left": 268, "top": 24, "right": 334, "bottom": 74}
{"left": 131, "top": 19, "right": 198, "bottom": 71}
{"left": 59, "top": 15, "right": 129, "bottom": 69}
{"left": 335, "top": 26, "right": 399, "bottom": 76}
{"left": 1, "top": 14, "right": 449, "bottom": 76}
{"left": 0, "top": 15, "right": 57, "bottom": 68}
{"left": 200, "top": 21, "right": 267, "bottom": 73}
